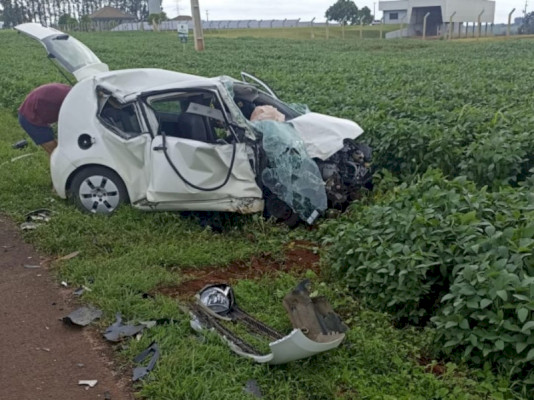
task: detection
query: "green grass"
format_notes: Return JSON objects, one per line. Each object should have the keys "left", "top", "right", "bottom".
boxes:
{"left": 0, "top": 31, "right": 529, "bottom": 399}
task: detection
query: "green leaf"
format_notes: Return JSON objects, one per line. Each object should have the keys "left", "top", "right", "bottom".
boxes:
{"left": 518, "top": 308, "right": 529, "bottom": 323}
{"left": 496, "top": 290, "right": 508, "bottom": 302}
{"left": 522, "top": 321, "right": 534, "bottom": 333}
{"left": 459, "top": 319, "right": 469, "bottom": 329}
{"left": 480, "top": 299, "right": 492, "bottom": 309}
{"left": 516, "top": 342, "right": 528, "bottom": 354}
{"left": 526, "top": 348, "right": 534, "bottom": 362}
{"left": 495, "top": 340, "right": 504, "bottom": 351}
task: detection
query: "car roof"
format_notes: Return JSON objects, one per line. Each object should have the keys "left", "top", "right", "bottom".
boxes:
{"left": 93, "top": 68, "right": 217, "bottom": 101}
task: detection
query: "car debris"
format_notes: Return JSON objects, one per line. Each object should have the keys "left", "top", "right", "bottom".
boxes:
{"left": 20, "top": 209, "right": 52, "bottom": 231}
{"left": 12, "top": 139, "right": 28, "bottom": 149}
{"left": 103, "top": 313, "right": 145, "bottom": 342}
{"left": 132, "top": 341, "right": 160, "bottom": 381}
{"left": 78, "top": 380, "right": 98, "bottom": 388}
{"left": 188, "top": 281, "right": 347, "bottom": 365}
{"left": 25, "top": 209, "right": 52, "bottom": 223}
{"left": 14, "top": 23, "right": 372, "bottom": 225}
{"left": 24, "top": 264, "right": 41, "bottom": 269}
{"left": 63, "top": 306, "right": 102, "bottom": 327}
{"left": 20, "top": 222, "right": 38, "bottom": 231}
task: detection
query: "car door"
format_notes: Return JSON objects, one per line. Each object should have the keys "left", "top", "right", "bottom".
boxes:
{"left": 15, "top": 23, "right": 109, "bottom": 81}
{"left": 143, "top": 89, "right": 262, "bottom": 206}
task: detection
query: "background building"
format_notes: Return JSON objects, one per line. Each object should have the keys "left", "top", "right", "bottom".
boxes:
{"left": 379, "top": 0, "right": 496, "bottom": 37}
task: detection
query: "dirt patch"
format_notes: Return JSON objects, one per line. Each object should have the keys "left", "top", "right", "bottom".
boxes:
{"left": 156, "top": 240, "right": 320, "bottom": 299}
{"left": 0, "top": 214, "right": 134, "bottom": 400}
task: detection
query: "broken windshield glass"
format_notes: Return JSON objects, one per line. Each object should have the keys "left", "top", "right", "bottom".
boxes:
{"left": 252, "top": 120, "right": 327, "bottom": 223}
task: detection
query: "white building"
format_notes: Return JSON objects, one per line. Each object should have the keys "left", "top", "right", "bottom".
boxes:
{"left": 379, "top": 0, "right": 495, "bottom": 37}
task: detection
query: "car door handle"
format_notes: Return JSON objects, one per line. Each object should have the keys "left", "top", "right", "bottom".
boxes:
{"left": 153, "top": 145, "right": 166, "bottom": 151}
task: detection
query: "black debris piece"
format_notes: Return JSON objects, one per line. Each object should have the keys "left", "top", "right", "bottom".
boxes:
{"left": 73, "top": 287, "right": 85, "bottom": 296}
{"left": 25, "top": 209, "right": 52, "bottom": 223}
{"left": 132, "top": 341, "right": 160, "bottom": 381}
{"left": 103, "top": 313, "right": 145, "bottom": 342}
{"left": 12, "top": 139, "right": 28, "bottom": 149}
{"left": 243, "top": 379, "right": 263, "bottom": 398}
{"left": 63, "top": 306, "right": 102, "bottom": 327}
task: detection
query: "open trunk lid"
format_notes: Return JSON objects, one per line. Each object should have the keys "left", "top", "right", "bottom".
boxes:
{"left": 15, "top": 23, "right": 109, "bottom": 81}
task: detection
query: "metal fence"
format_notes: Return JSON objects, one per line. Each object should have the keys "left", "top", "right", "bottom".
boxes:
{"left": 54, "top": 19, "right": 337, "bottom": 32}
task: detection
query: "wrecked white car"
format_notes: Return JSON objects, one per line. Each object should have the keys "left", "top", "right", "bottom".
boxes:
{"left": 16, "top": 23, "right": 372, "bottom": 225}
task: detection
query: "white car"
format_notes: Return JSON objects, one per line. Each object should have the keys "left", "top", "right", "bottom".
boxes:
{"left": 16, "top": 23, "right": 372, "bottom": 225}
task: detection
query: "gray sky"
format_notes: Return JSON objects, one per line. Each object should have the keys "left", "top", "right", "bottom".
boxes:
{"left": 162, "top": 0, "right": 530, "bottom": 24}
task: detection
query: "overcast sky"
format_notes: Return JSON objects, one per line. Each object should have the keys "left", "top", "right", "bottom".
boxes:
{"left": 162, "top": 0, "right": 530, "bottom": 24}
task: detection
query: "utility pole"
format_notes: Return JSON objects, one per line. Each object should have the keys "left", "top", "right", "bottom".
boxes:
{"left": 205, "top": 9, "right": 209, "bottom": 22}
{"left": 191, "top": 0, "right": 205, "bottom": 51}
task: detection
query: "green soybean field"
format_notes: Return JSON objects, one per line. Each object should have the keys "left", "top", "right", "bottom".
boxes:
{"left": 1, "top": 30, "right": 534, "bottom": 399}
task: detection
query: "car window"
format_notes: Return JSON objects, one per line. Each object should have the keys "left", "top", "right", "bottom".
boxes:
{"left": 99, "top": 98, "right": 143, "bottom": 140}
{"left": 148, "top": 92, "right": 230, "bottom": 144}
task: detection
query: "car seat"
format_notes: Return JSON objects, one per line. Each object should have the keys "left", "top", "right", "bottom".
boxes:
{"left": 177, "top": 113, "right": 216, "bottom": 144}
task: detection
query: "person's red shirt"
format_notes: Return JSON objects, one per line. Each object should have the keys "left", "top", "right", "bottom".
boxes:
{"left": 19, "top": 83, "right": 71, "bottom": 127}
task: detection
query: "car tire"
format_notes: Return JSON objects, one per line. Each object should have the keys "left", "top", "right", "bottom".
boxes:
{"left": 70, "top": 166, "right": 129, "bottom": 215}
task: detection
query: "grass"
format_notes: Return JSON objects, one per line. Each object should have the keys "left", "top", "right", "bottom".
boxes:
{"left": 0, "top": 30, "right": 529, "bottom": 399}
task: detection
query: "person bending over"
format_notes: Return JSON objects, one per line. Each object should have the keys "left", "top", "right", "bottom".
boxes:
{"left": 18, "top": 83, "right": 71, "bottom": 156}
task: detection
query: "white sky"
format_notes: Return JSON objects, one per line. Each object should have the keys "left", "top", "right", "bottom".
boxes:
{"left": 162, "top": 1, "right": 531, "bottom": 24}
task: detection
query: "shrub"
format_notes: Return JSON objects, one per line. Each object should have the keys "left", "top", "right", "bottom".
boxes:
{"left": 320, "top": 169, "right": 534, "bottom": 385}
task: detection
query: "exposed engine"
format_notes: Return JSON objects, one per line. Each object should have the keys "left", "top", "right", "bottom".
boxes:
{"left": 316, "top": 140, "right": 373, "bottom": 209}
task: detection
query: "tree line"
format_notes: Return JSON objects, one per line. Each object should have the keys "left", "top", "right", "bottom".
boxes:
{"left": 0, "top": 0, "right": 149, "bottom": 27}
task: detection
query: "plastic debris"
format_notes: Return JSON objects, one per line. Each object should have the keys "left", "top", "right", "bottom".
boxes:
{"left": 78, "top": 380, "right": 98, "bottom": 388}
{"left": 25, "top": 209, "right": 52, "bottom": 223}
{"left": 243, "top": 379, "right": 263, "bottom": 398}
{"left": 12, "top": 139, "right": 28, "bottom": 149}
{"left": 132, "top": 341, "right": 160, "bottom": 381}
{"left": 63, "top": 306, "right": 102, "bottom": 327}
{"left": 189, "top": 282, "right": 347, "bottom": 365}
{"left": 73, "top": 285, "right": 91, "bottom": 296}
{"left": 24, "top": 264, "right": 41, "bottom": 269}
{"left": 20, "top": 222, "right": 38, "bottom": 231}
{"left": 20, "top": 209, "right": 52, "bottom": 231}
{"left": 103, "top": 313, "right": 145, "bottom": 342}
{"left": 61, "top": 281, "right": 68, "bottom": 287}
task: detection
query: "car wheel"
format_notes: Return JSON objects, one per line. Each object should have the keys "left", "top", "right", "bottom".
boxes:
{"left": 70, "top": 166, "right": 129, "bottom": 215}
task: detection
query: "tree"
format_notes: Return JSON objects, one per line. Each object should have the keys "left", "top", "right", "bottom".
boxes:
{"left": 325, "top": 0, "right": 358, "bottom": 25}
{"left": 519, "top": 11, "right": 534, "bottom": 34}
{"left": 147, "top": 11, "right": 166, "bottom": 31}
{"left": 356, "top": 6, "right": 373, "bottom": 24}
{"left": 58, "top": 13, "right": 77, "bottom": 27}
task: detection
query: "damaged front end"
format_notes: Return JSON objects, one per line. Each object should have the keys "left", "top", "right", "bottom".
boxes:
{"left": 220, "top": 75, "right": 372, "bottom": 225}
{"left": 188, "top": 281, "right": 348, "bottom": 365}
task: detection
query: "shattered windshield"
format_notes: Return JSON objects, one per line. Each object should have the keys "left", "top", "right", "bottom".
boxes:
{"left": 253, "top": 120, "right": 327, "bottom": 222}
{"left": 219, "top": 76, "right": 327, "bottom": 223}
